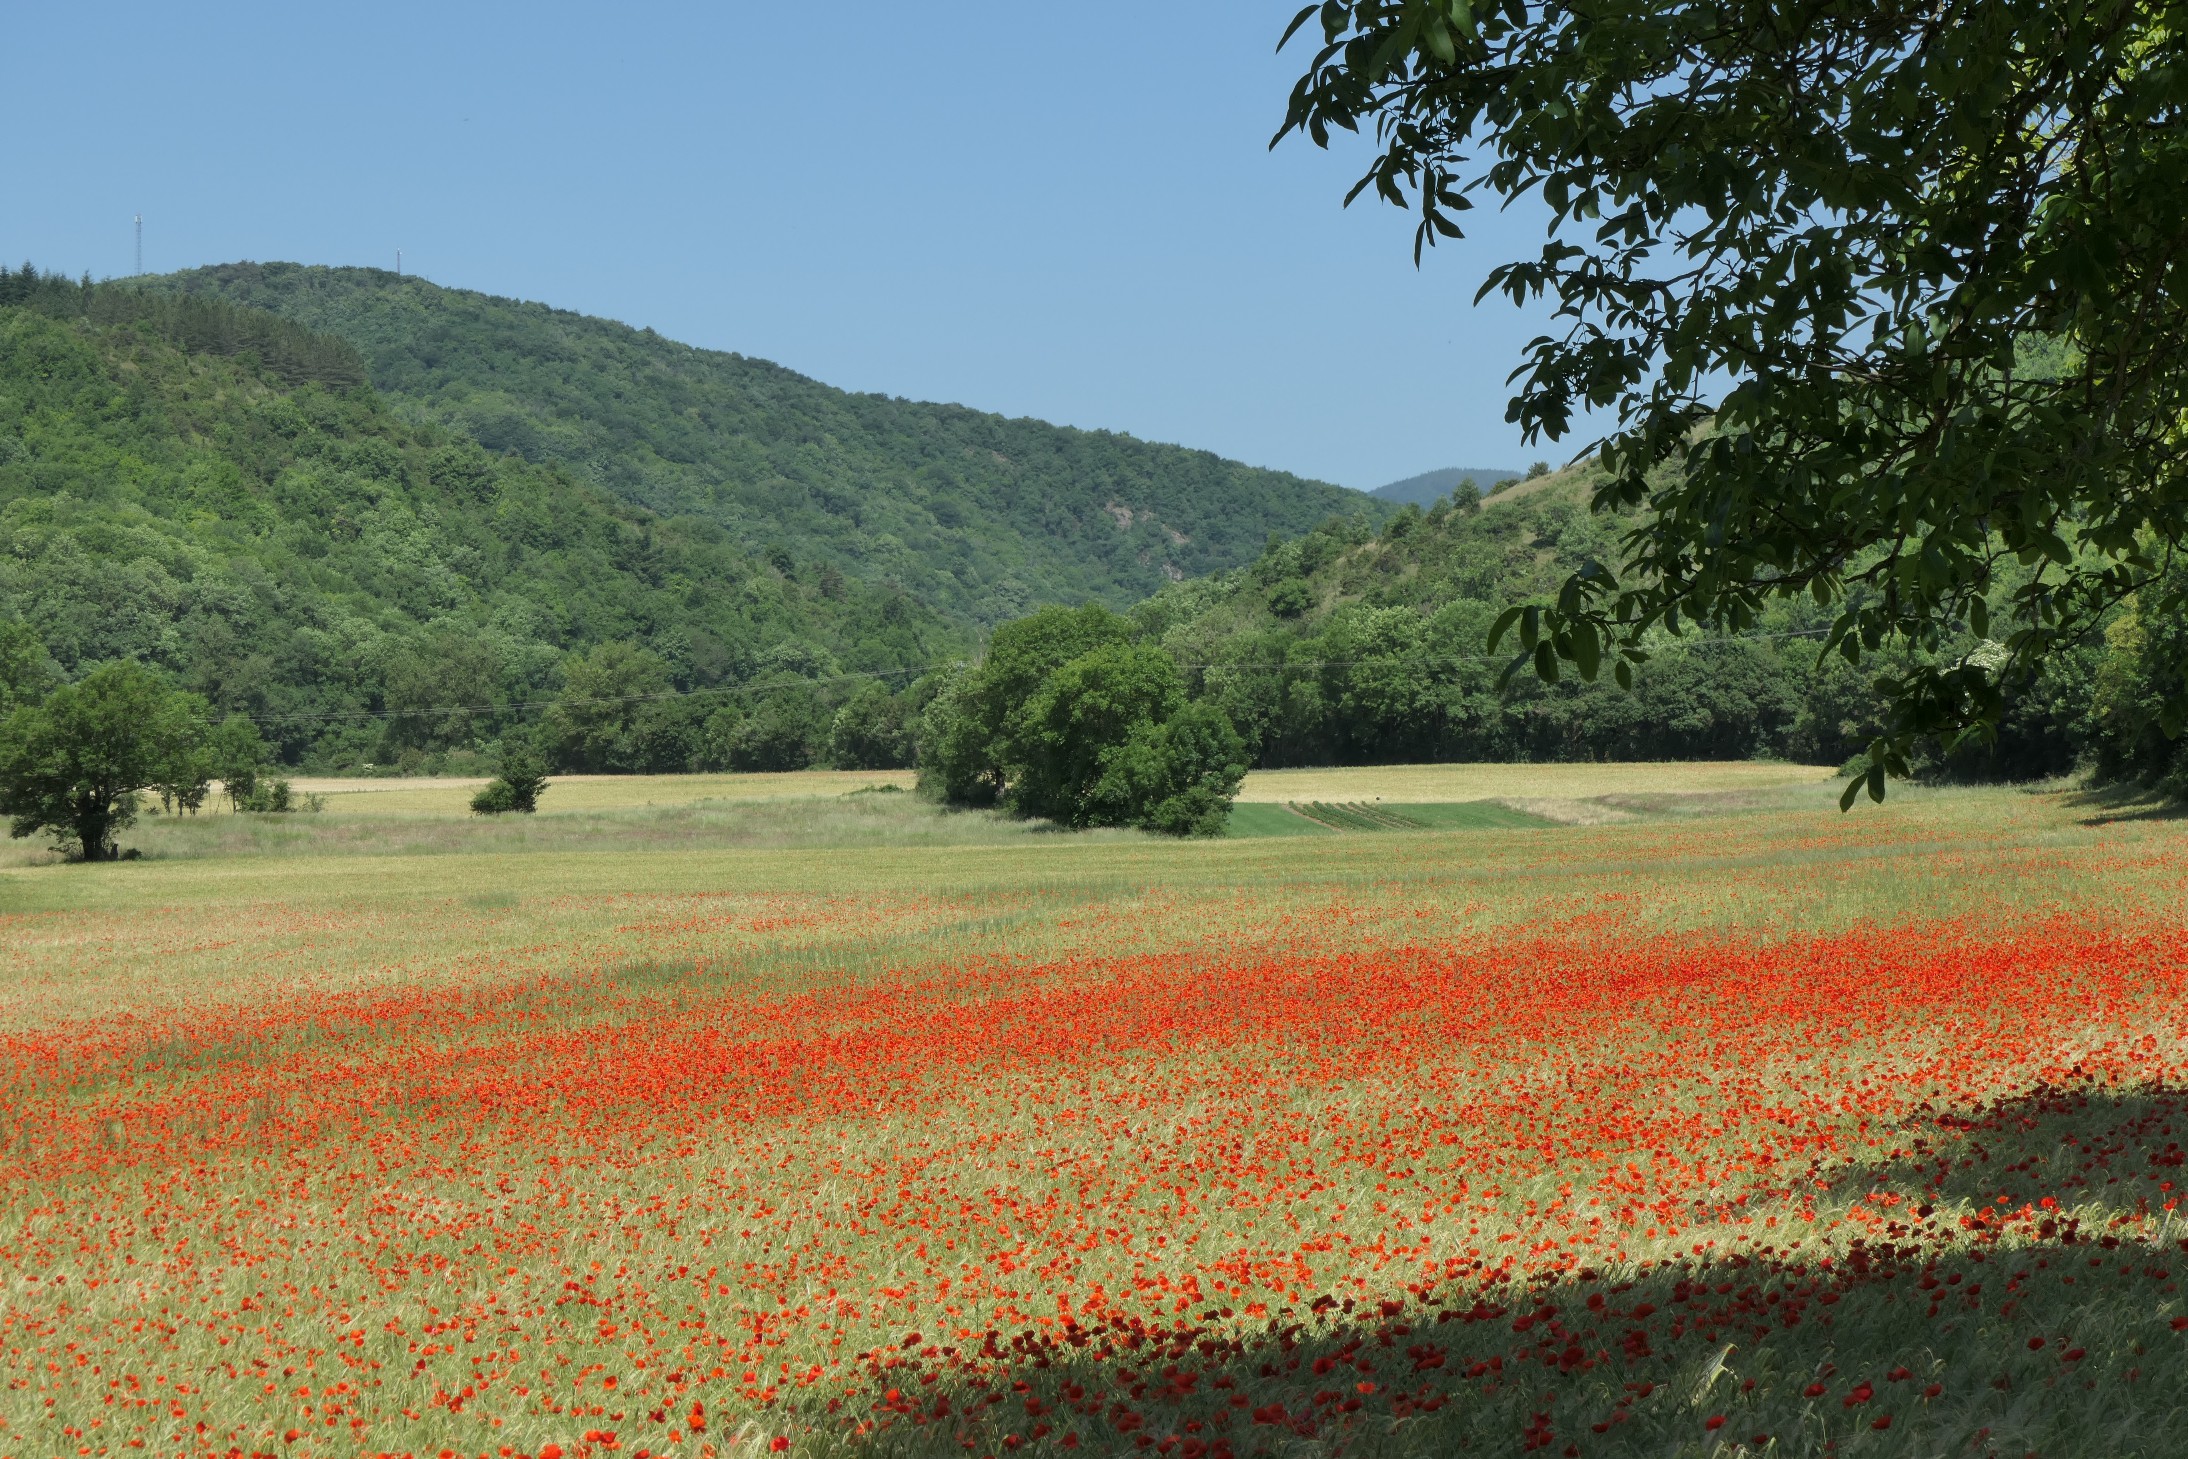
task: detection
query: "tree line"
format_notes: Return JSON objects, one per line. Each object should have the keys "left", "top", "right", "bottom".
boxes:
{"left": 1, "top": 263, "right": 366, "bottom": 388}
{"left": 12, "top": 492, "right": 2184, "bottom": 860}
{"left": 1120, "top": 486, "right": 2185, "bottom": 790}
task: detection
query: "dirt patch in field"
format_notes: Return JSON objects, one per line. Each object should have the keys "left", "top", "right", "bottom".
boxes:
{"left": 1490, "top": 796, "right": 1643, "bottom": 825}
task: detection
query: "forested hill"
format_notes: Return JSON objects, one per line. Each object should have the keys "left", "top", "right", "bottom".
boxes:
{"left": 0, "top": 273, "right": 955, "bottom": 766}
{"left": 146, "top": 263, "right": 1376, "bottom": 625}
{"left": 1131, "top": 472, "right": 2004, "bottom": 771}
{"left": 1116, "top": 464, "right": 2135, "bottom": 778}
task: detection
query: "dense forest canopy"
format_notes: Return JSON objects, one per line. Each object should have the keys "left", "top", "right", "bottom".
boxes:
{"left": 912, "top": 467, "right": 2188, "bottom": 825}
{"left": 1066, "top": 470, "right": 2186, "bottom": 790}
{"left": 0, "top": 263, "right": 365, "bottom": 388}
{"left": 144, "top": 263, "right": 1377, "bottom": 628}
{"left": 8, "top": 260, "right": 2179, "bottom": 795}
{"left": 0, "top": 267, "right": 953, "bottom": 769}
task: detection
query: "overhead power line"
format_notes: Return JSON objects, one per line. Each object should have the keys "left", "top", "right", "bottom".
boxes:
{"left": 242, "top": 663, "right": 937, "bottom": 727}
{"left": 234, "top": 627, "right": 1834, "bottom": 729}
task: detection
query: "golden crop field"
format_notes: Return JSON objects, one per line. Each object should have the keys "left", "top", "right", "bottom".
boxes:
{"left": 241, "top": 761, "right": 1834, "bottom": 822}
{"left": 2, "top": 769, "right": 2183, "bottom": 1459}
{"left": 285, "top": 770, "right": 924, "bottom": 819}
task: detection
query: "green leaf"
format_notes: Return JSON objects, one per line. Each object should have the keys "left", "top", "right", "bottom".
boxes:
{"left": 1271, "top": 0, "right": 2188, "bottom": 771}
{"left": 1571, "top": 623, "right": 1601, "bottom": 681}
{"left": 1487, "top": 604, "right": 1527, "bottom": 653}
{"left": 1277, "top": 3, "right": 1319, "bottom": 49}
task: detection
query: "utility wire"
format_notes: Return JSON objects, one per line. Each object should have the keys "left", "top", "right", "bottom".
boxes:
{"left": 237, "top": 627, "right": 1834, "bottom": 728}
{"left": 241, "top": 663, "right": 937, "bottom": 726}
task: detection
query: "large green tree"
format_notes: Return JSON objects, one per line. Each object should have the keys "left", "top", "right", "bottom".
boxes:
{"left": 2089, "top": 568, "right": 2188, "bottom": 789}
{"left": 917, "top": 605, "right": 1135, "bottom": 806}
{"left": 1083, "top": 702, "right": 1250, "bottom": 837}
{"left": 1281, "top": 0, "right": 2188, "bottom": 801}
{"left": 0, "top": 661, "right": 207, "bottom": 860}
{"left": 918, "top": 606, "right": 1249, "bottom": 835}
{"left": 1009, "top": 642, "right": 1192, "bottom": 826}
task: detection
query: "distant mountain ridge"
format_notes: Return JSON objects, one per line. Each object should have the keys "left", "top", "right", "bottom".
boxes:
{"left": 147, "top": 263, "right": 1380, "bottom": 629}
{"left": 1370, "top": 466, "right": 1520, "bottom": 506}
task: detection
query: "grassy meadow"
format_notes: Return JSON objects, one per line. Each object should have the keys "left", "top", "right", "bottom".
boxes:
{"left": 3, "top": 764, "right": 2186, "bottom": 1457}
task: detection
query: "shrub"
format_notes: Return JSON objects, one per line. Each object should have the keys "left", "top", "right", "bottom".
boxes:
{"left": 472, "top": 742, "right": 549, "bottom": 815}
{"left": 240, "top": 778, "right": 309, "bottom": 813}
{"left": 470, "top": 781, "right": 519, "bottom": 815}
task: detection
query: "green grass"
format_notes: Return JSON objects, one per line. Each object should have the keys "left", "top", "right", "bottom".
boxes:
{"left": 0, "top": 790, "right": 1138, "bottom": 869}
{"left": 2, "top": 773, "right": 2183, "bottom": 1456}
{"left": 1222, "top": 802, "right": 1338, "bottom": 837}
{"left": 1233, "top": 800, "right": 1561, "bottom": 835}
{"left": 1291, "top": 800, "right": 1422, "bottom": 830}
{"left": 1400, "top": 799, "right": 1560, "bottom": 829}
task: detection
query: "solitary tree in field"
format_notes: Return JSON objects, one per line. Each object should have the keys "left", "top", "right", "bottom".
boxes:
{"left": 0, "top": 662, "right": 207, "bottom": 861}
{"left": 918, "top": 604, "right": 1135, "bottom": 807}
{"left": 1280, "top": 0, "right": 2188, "bottom": 800}
{"left": 919, "top": 611, "right": 1250, "bottom": 836}
{"left": 471, "top": 737, "right": 550, "bottom": 815}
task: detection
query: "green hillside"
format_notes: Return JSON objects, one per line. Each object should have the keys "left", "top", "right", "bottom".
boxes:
{"left": 147, "top": 263, "right": 1376, "bottom": 626}
{"left": 1124, "top": 469, "right": 2067, "bottom": 772}
{"left": 1105, "top": 460, "right": 2142, "bottom": 780}
{"left": 0, "top": 271, "right": 954, "bottom": 767}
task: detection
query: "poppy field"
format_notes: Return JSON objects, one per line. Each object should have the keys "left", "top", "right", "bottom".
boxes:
{"left": 3, "top": 779, "right": 2186, "bottom": 1457}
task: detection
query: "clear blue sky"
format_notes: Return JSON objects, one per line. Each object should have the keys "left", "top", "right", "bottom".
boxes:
{"left": 2, "top": 2, "right": 1566, "bottom": 491}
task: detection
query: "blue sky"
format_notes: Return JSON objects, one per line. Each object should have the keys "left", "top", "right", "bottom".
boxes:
{"left": 3, "top": 3, "right": 1565, "bottom": 490}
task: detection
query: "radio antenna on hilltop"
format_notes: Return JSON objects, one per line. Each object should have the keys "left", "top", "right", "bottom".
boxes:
{"left": 134, "top": 214, "right": 142, "bottom": 275}
{"left": 396, "top": 249, "right": 402, "bottom": 277}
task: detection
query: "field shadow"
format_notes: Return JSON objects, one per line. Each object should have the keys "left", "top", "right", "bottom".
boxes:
{"left": 815, "top": 1081, "right": 2188, "bottom": 1459}
{"left": 2063, "top": 783, "right": 2188, "bottom": 826}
